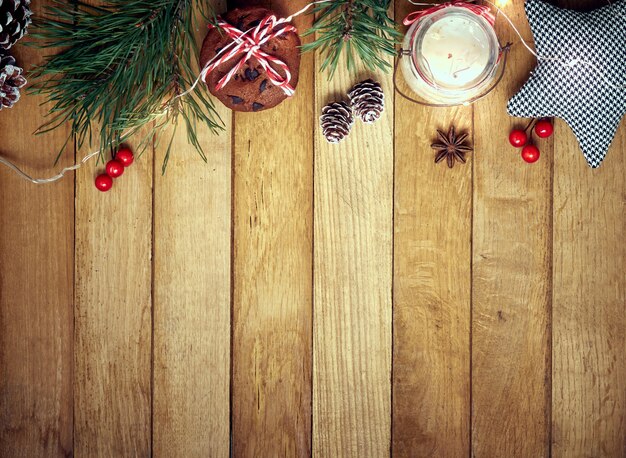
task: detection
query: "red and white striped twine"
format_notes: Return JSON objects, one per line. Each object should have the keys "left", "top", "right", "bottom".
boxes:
{"left": 200, "top": 1, "right": 326, "bottom": 96}
{"left": 203, "top": 17, "right": 296, "bottom": 96}
{"left": 403, "top": 1, "right": 496, "bottom": 26}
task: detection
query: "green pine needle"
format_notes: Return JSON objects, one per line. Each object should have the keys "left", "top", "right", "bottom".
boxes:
{"left": 302, "top": 0, "right": 400, "bottom": 79}
{"left": 28, "top": 0, "right": 224, "bottom": 169}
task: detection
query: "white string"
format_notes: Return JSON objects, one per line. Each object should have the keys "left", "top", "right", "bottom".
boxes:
{"left": 0, "top": 149, "right": 101, "bottom": 184}
{"left": 0, "top": 0, "right": 330, "bottom": 185}
{"left": 0, "top": 127, "right": 142, "bottom": 184}
{"left": 485, "top": 1, "right": 625, "bottom": 90}
{"left": 4, "top": 0, "right": 623, "bottom": 184}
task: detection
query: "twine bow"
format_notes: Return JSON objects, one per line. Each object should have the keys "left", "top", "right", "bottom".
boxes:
{"left": 203, "top": 15, "right": 297, "bottom": 96}
{"left": 403, "top": 1, "right": 496, "bottom": 26}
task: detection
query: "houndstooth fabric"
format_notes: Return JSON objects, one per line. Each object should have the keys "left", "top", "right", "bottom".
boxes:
{"left": 507, "top": 0, "right": 626, "bottom": 168}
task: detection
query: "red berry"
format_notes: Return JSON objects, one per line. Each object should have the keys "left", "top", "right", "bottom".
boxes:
{"left": 521, "top": 145, "right": 540, "bottom": 163}
{"left": 509, "top": 129, "right": 528, "bottom": 148}
{"left": 534, "top": 119, "right": 554, "bottom": 138}
{"left": 106, "top": 160, "right": 125, "bottom": 178}
{"left": 115, "top": 147, "right": 134, "bottom": 167}
{"left": 95, "top": 174, "right": 113, "bottom": 192}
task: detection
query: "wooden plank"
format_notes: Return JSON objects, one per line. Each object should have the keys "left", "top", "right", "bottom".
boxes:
{"left": 312, "top": 24, "right": 393, "bottom": 458}
{"left": 392, "top": 5, "right": 472, "bottom": 456}
{"left": 230, "top": 0, "right": 314, "bottom": 455}
{"left": 152, "top": 0, "right": 232, "bottom": 454}
{"left": 551, "top": 39, "right": 625, "bottom": 457}
{"left": 0, "top": 0, "right": 74, "bottom": 454}
{"left": 471, "top": 3, "right": 552, "bottom": 456}
{"left": 74, "top": 0, "right": 152, "bottom": 449}
{"left": 552, "top": 1, "right": 625, "bottom": 454}
{"left": 393, "top": 112, "right": 473, "bottom": 457}
{"left": 152, "top": 131, "right": 231, "bottom": 457}
{"left": 74, "top": 142, "right": 153, "bottom": 456}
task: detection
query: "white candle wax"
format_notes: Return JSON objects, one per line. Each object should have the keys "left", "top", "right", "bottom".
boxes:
{"left": 400, "top": 7, "right": 501, "bottom": 105}
{"left": 420, "top": 15, "right": 491, "bottom": 88}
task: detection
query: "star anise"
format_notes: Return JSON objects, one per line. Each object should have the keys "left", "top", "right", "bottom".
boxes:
{"left": 431, "top": 126, "right": 473, "bottom": 168}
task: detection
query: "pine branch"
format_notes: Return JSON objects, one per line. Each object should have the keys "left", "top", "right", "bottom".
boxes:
{"left": 302, "top": 0, "right": 400, "bottom": 79}
{"left": 28, "top": 0, "right": 223, "bottom": 169}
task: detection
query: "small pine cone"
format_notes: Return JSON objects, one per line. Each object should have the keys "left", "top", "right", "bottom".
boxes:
{"left": 0, "top": 52, "right": 27, "bottom": 110}
{"left": 0, "top": 0, "right": 32, "bottom": 49}
{"left": 348, "top": 79, "right": 384, "bottom": 124}
{"left": 320, "top": 101, "right": 354, "bottom": 144}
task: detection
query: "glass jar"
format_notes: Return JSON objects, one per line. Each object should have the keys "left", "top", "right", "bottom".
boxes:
{"left": 401, "top": 6, "right": 501, "bottom": 105}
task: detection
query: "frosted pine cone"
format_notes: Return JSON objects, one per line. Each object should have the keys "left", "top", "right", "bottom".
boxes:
{"left": 0, "top": 0, "right": 32, "bottom": 49}
{"left": 0, "top": 52, "right": 27, "bottom": 110}
{"left": 348, "top": 79, "right": 384, "bottom": 124}
{"left": 320, "top": 101, "right": 354, "bottom": 144}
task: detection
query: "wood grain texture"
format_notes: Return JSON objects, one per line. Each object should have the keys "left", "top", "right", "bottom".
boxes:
{"left": 153, "top": 2, "right": 232, "bottom": 454}
{"left": 153, "top": 130, "right": 231, "bottom": 457}
{"left": 393, "top": 110, "right": 472, "bottom": 458}
{"left": 471, "top": 4, "right": 552, "bottom": 456}
{"left": 74, "top": 138, "right": 153, "bottom": 456}
{"left": 73, "top": 5, "right": 153, "bottom": 440}
{"left": 392, "top": 5, "right": 471, "bottom": 458}
{"left": 230, "top": 0, "right": 314, "bottom": 456}
{"left": 551, "top": 41, "right": 625, "bottom": 455}
{"left": 313, "top": 47, "right": 393, "bottom": 458}
{"left": 1, "top": 0, "right": 626, "bottom": 453}
{"left": 0, "top": 1, "right": 74, "bottom": 454}
{"left": 551, "top": 4, "right": 625, "bottom": 456}
{"left": 73, "top": 0, "right": 153, "bottom": 452}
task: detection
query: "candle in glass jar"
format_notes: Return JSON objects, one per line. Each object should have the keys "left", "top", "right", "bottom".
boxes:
{"left": 420, "top": 15, "right": 492, "bottom": 88}
{"left": 401, "top": 7, "right": 500, "bottom": 105}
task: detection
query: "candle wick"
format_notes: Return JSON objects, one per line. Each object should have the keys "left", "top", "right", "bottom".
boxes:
{"left": 452, "top": 66, "right": 471, "bottom": 78}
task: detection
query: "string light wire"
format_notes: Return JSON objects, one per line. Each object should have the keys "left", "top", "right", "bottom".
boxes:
{"left": 483, "top": 0, "right": 626, "bottom": 90}
{"left": 0, "top": 149, "right": 101, "bottom": 185}
{"left": 0, "top": 0, "right": 329, "bottom": 185}
{"left": 1, "top": 0, "right": 623, "bottom": 184}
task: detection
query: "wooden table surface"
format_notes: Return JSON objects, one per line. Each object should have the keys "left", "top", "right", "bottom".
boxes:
{"left": 1, "top": 0, "right": 624, "bottom": 456}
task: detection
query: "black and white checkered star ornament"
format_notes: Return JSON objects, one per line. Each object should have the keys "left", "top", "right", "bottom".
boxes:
{"left": 507, "top": 0, "right": 626, "bottom": 168}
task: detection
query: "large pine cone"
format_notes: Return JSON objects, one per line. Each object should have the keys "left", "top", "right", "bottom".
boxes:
{"left": 348, "top": 79, "right": 384, "bottom": 124}
{"left": 320, "top": 101, "right": 354, "bottom": 144}
{"left": 0, "top": 52, "right": 27, "bottom": 110}
{"left": 0, "top": 0, "right": 32, "bottom": 49}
